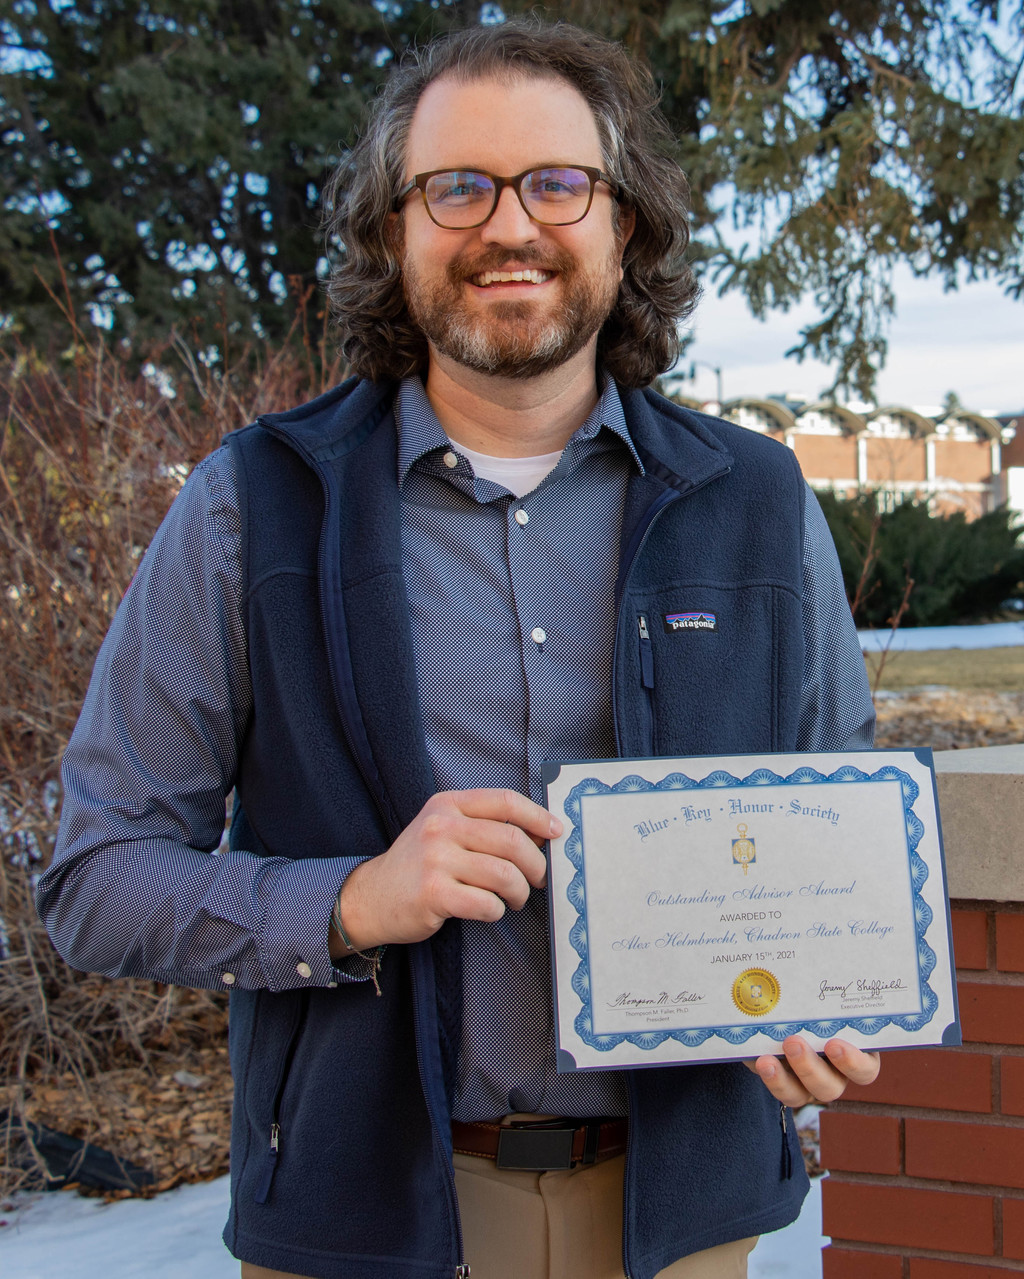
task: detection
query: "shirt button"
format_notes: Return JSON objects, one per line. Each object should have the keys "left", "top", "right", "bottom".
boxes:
{"left": 514, "top": 508, "right": 529, "bottom": 526}
{"left": 296, "top": 961, "right": 312, "bottom": 979}
{"left": 221, "top": 972, "right": 236, "bottom": 986}
{"left": 443, "top": 450, "right": 458, "bottom": 469}
{"left": 531, "top": 627, "right": 547, "bottom": 645}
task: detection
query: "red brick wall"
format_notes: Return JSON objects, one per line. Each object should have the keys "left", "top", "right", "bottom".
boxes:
{"left": 821, "top": 901, "right": 1024, "bottom": 1276}
{"left": 934, "top": 440, "right": 993, "bottom": 485}
{"left": 866, "top": 437, "right": 927, "bottom": 483}
{"left": 793, "top": 435, "right": 859, "bottom": 480}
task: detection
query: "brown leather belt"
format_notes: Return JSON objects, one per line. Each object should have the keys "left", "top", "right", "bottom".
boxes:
{"left": 452, "top": 1118, "right": 628, "bottom": 1171}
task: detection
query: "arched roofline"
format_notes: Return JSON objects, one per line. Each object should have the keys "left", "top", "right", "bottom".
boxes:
{"left": 865, "top": 405, "right": 936, "bottom": 438}
{"left": 796, "top": 401, "right": 867, "bottom": 435}
{"left": 721, "top": 397, "right": 797, "bottom": 432}
{"left": 936, "top": 410, "right": 1003, "bottom": 441}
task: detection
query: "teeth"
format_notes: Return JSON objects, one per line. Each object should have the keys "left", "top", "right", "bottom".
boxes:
{"left": 474, "top": 269, "right": 552, "bottom": 286}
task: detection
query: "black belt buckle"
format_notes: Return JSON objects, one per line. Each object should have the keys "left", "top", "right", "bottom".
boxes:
{"left": 496, "top": 1121, "right": 577, "bottom": 1171}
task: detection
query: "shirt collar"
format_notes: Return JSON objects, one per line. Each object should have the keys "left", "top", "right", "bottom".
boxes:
{"left": 395, "top": 374, "right": 644, "bottom": 487}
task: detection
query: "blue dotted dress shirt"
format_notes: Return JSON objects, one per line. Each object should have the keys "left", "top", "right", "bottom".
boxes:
{"left": 45, "top": 375, "right": 874, "bottom": 1123}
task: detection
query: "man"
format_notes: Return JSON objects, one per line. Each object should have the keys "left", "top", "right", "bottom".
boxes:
{"left": 39, "top": 20, "right": 879, "bottom": 1279}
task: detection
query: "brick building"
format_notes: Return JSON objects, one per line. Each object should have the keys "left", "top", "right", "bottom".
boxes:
{"left": 673, "top": 394, "right": 1016, "bottom": 518}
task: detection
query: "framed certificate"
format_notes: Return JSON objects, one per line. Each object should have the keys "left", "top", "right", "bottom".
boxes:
{"left": 542, "top": 749, "right": 960, "bottom": 1070}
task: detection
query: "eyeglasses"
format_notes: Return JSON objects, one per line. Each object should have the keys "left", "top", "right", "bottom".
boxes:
{"left": 393, "top": 166, "right": 621, "bottom": 229}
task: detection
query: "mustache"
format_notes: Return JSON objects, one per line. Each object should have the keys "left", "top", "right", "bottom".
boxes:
{"left": 447, "top": 247, "right": 571, "bottom": 281}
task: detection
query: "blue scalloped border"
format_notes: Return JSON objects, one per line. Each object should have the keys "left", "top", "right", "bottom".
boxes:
{"left": 562, "top": 764, "right": 936, "bottom": 1052}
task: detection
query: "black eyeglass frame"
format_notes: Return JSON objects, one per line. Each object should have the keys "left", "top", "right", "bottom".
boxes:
{"left": 393, "top": 165, "right": 623, "bottom": 228}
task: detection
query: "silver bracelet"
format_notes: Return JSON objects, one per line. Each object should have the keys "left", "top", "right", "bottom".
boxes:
{"left": 330, "top": 892, "right": 384, "bottom": 996}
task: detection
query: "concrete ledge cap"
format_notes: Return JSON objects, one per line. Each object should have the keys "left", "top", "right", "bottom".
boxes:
{"left": 933, "top": 743, "right": 1024, "bottom": 775}
{"left": 931, "top": 745, "right": 1024, "bottom": 902}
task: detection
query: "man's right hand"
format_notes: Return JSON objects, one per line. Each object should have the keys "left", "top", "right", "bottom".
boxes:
{"left": 331, "top": 789, "right": 561, "bottom": 954}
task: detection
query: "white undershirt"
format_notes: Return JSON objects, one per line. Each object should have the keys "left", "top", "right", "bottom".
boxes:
{"left": 454, "top": 442, "right": 564, "bottom": 498}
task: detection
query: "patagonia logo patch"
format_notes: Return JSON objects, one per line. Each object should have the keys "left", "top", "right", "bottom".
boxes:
{"left": 663, "top": 611, "right": 718, "bottom": 633}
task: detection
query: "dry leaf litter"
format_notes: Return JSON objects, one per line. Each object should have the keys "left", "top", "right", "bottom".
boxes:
{"left": 3, "top": 690, "right": 1018, "bottom": 1201}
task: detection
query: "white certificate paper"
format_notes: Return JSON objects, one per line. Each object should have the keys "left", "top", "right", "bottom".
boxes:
{"left": 543, "top": 750, "right": 960, "bottom": 1070}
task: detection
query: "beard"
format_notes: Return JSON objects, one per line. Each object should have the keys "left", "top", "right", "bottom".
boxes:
{"left": 402, "top": 243, "right": 623, "bottom": 380}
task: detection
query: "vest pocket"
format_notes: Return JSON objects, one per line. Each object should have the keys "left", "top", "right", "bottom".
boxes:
{"left": 254, "top": 991, "right": 309, "bottom": 1205}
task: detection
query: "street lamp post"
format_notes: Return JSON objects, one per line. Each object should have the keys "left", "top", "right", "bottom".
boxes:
{"left": 689, "top": 360, "right": 724, "bottom": 407}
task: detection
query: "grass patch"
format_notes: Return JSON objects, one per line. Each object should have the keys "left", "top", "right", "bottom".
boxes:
{"left": 866, "top": 645, "right": 1024, "bottom": 691}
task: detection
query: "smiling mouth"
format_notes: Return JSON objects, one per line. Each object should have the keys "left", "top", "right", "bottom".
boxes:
{"left": 470, "top": 268, "right": 554, "bottom": 287}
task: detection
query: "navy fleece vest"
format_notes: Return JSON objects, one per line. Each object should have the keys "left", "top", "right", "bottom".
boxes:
{"left": 221, "top": 378, "right": 809, "bottom": 1279}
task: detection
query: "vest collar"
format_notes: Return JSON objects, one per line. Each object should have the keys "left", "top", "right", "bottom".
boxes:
{"left": 260, "top": 378, "right": 735, "bottom": 495}
{"left": 258, "top": 376, "right": 398, "bottom": 465}
{"left": 618, "top": 386, "right": 734, "bottom": 494}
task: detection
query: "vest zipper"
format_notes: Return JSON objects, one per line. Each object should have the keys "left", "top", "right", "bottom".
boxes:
{"left": 612, "top": 463, "right": 730, "bottom": 758}
{"left": 310, "top": 451, "right": 467, "bottom": 1272}
{"left": 637, "top": 615, "right": 654, "bottom": 689}
{"left": 614, "top": 473, "right": 727, "bottom": 1276}
{"left": 257, "top": 421, "right": 478, "bottom": 1273}
{"left": 636, "top": 614, "right": 655, "bottom": 753}
{"left": 611, "top": 491, "right": 679, "bottom": 756}
{"left": 254, "top": 994, "right": 309, "bottom": 1205}
{"left": 779, "top": 1103, "right": 793, "bottom": 1180}
{"left": 307, "top": 441, "right": 467, "bottom": 1271}
{"left": 257, "top": 418, "right": 403, "bottom": 837}
{"left": 253, "top": 1124, "right": 279, "bottom": 1205}
{"left": 621, "top": 1072, "right": 638, "bottom": 1278}
{"left": 409, "top": 944, "right": 467, "bottom": 1274}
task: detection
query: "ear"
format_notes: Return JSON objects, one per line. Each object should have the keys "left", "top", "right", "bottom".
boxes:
{"left": 614, "top": 205, "right": 636, "bottom": 284}
{"left": 386, "top": 209, "right": 404, "bottom": 255}
{"left": 616, "top": 204, "right": 636, "bottom": 252}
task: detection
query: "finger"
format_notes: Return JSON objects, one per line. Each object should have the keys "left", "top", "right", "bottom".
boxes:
{"left": 779, "top": 1036, "right": 854, "bottom": 1103}
{"left": 441, "top": 881, "right": 511, "bottom": 925}
{"left": 823, "top": 1039, "right": 881, "bottom": 1086}
{"left": 751, "top": 1053, "right": 814, "bottom": 1107}
{"left": 754, "top": 1037, "right": 882, "bottom": 1106}
{"left": 448, "top": 788, "right": 563, "bottom": 841}
{"left": 444, "top": 844, "right": 536, "bottom": 910}
{"left": 449, "top": 814, "right": 549, "bottom": 889}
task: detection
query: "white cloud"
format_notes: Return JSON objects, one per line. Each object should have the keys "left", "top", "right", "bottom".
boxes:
{"left": 684, "top": 266, "right": 1024, "bottom": 414}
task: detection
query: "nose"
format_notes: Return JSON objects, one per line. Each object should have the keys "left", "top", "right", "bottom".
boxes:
{"left": 479, "top": 184, "right": 541, "bottom": 247}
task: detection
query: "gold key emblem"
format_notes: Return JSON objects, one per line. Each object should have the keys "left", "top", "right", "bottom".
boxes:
{"left": 732, "top": 822, "right": 756, "bottom": 875}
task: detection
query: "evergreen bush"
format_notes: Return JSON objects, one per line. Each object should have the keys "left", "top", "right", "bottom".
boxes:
{"left": 816, "top": 491, "right": 1024, "bottom": 628}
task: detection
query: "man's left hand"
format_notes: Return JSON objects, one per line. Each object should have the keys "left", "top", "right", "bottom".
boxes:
{"left": 747, "top": 1036, "right": 880, "bottom": 1106}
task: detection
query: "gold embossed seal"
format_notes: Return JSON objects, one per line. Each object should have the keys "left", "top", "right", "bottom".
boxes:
{"left": 732, "top": 968, "right": 781, "bottom": 1017}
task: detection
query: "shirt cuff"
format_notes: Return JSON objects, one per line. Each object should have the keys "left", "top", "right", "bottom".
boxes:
{"left": 330, "top": 947, "right": 386, "bottom": 988}
{"left": 258, "top": 854, "right": 372, "bottom": 991}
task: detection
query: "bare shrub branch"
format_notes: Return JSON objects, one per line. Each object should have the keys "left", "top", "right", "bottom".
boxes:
{"left": 0, "top": 324, "right": 346, "bottom": 1194}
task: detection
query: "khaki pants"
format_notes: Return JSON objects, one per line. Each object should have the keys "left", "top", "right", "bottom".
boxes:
{"left": 241, "top": 1150, "right": 757, "bottom": 1279}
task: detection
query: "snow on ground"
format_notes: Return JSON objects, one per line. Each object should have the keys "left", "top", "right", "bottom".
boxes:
{"left": 0, "top": 1172, "right": 826, "bottom": 1278}
{"left": 749, "top": 1176, "right": 826, "bottom": 1278}
{"left": 858, "top": 619, "right": 1024, "bottom": 651}
{"left": 0, "top": 1176, "right": 237, "bottom": 1279}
